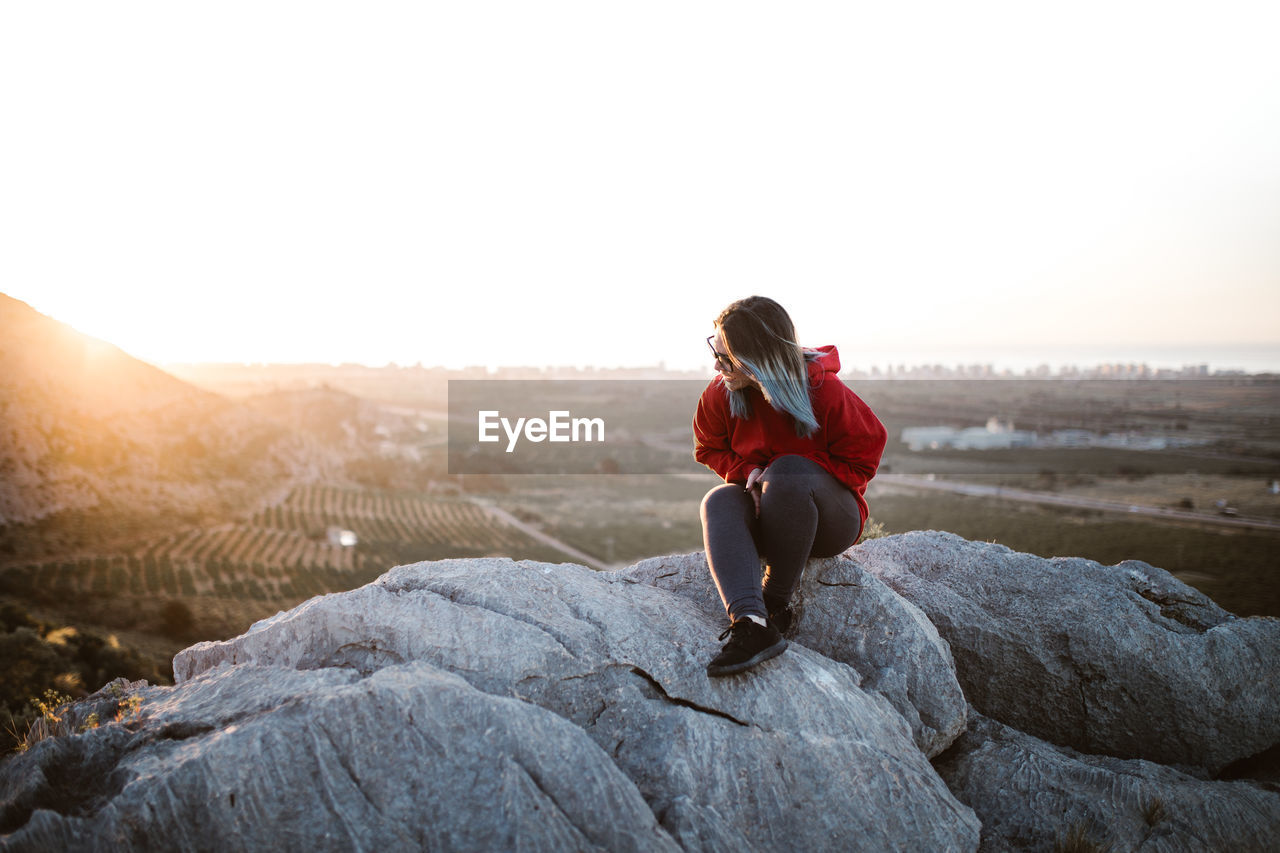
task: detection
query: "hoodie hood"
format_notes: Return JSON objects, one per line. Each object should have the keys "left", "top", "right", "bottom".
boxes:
{"left": 806, "top": 345, "right": 841, "bottom": 380}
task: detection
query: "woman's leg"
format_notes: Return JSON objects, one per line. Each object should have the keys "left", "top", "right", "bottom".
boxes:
{"left": 756, "top": 454, "right": 863, "bottom": 606}
{"left": 700, "top": 483, "right": 769, "bottom": 621}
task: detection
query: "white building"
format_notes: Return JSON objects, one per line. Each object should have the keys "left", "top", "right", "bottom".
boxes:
{"left": 902, "top": 419, "right": 1037, "bottom": 451}
{"left": 326, "top": 527, "right": 358, "bottom": 547}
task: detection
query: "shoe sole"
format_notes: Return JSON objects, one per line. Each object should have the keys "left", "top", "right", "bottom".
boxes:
{"left": 705, "top": 638, "right": 789, "bottom": 677}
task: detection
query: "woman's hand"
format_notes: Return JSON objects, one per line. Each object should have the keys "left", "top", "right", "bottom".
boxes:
{"left": 745, "top": 467, "right": 764, "bottom": 516}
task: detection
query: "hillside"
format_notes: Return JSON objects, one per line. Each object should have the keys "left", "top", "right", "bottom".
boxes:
{"left": 0, "top": 298, "right": 602, "bottom": 749}
{"left": 0, "top": 294, "right": 343, "bottom": 557}
{"left": 0, "top": 294, "right": 200, "bottom": 419}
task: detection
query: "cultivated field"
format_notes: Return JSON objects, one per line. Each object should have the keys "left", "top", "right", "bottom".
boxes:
{"left": 0, "top": 484, "right": 581, "bottom": 660}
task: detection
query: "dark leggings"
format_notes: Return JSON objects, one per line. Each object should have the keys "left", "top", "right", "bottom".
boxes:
{"left": 700, "top": 454, "right": 864, "bottom": 621}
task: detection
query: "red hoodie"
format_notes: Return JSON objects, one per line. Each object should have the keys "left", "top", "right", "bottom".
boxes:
{"left": 692, "top": 345, "right": 887, "bottom": 523}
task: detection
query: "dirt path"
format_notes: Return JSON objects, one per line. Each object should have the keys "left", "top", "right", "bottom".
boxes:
{"left": 467, "top": 498, "right": 616, "bottom": 570}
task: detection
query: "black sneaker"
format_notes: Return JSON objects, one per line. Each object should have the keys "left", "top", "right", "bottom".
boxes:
{"left": 706, "top": 618, "right": 788, "bottom": 677}
{"left": 767, "top": 604, "right": 794, "bottom": 637}
{"left": 764, "top": 594, "right": 798, "bottom": 638}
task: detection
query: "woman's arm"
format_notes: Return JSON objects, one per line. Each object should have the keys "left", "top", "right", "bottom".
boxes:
{"left": 693, "top": 387, "right": 755, "bottom": 484}
{"left": 820, "top": 383, "right": 888, "bottom": 489}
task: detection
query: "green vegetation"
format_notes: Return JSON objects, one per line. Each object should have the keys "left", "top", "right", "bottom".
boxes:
{"left": 3, "top": 679, "right": 146, "bottom": 755}
{"left": 4, "top": 688, "right": 73, "bottom": 755}
{"left": 859, "top": 517, "right": 890, "bottom": 541}
{"left": 0, "top": 602, "right": 162, "bottom": 753}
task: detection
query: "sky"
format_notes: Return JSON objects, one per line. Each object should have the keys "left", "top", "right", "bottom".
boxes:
{"left": 3, "top": 1, "right": 1279, "bottom": 373}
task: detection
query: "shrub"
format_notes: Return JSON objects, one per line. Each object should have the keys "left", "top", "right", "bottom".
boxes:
{"left": 0, "top": 604, "right": 166, "bottom": 753}
{"left": 857, "top": 517, "right": 890, "bottom": 543}
{"left": 158, "top": 600, "right": 195, "bottom": 640}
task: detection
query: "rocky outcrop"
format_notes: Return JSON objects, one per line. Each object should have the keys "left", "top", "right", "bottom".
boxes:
{"left": 3, "top": 531, "right": 1278, "bottom": 851}
{"left": 855, "top": 531, "right": 1280, "bottom": 776}
{"left": 2, "top": 665, "right": 677, "bottom": 852}
{"left": 935, "top": 710, "right": 1280, "bottom": 852}
{"left": 622, "top": 551, "right": 968, "bottom": 758}
{"left": 4, "top": 554, "right": 981, "bottom": 852}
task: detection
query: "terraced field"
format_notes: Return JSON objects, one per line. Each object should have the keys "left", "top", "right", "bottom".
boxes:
{"left": 0, "top": 485, "right": 579, "bottom": 643}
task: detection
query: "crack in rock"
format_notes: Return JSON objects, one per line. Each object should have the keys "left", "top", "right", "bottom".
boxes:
{"left": 1134, "top": 586, "right": 1216, "bottom": 632}
{"left": 627, "top": 667, "right": 748, "bottom": 728}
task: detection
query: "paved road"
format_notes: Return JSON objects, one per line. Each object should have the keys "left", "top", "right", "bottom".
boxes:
{"left": 876, "top": 474, "right": 1280, "bottom": 532}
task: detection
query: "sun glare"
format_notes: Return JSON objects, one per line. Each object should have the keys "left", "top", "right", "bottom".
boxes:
{"left": 41, "top": 297, "right": 171, "bottom": 364}
{"left": 5, "top": 4, "right": 1278, "bottom": 371}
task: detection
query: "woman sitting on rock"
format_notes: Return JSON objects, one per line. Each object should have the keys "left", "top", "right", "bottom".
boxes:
{"left": 694, "top": 295, "right": 887, "bottom": 676}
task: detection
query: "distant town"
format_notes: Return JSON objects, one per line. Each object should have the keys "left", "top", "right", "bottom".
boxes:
{"left": 848, "top": 362, "right": 1257, "bottom": 380}
{"left": 167, "top": 359, "right": 1273, "bottom": 391}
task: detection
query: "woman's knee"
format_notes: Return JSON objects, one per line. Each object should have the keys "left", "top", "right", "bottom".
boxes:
{"left": 700, "top": 483, "right": 750, "bottom": 524}
{"left": 760, "top": 455, "right": 819, "bottom": 500}
{"left": 763, "top": 454, "right": 817, "bottom": 477}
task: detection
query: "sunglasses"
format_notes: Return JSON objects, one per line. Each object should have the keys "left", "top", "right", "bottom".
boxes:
{"left": 706, "top": 335, "right": 737, "bottom": 372}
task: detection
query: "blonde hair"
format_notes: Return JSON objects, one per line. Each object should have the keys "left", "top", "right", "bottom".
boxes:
{"left": 716, "top": 296, "right": 820, "bottom": 437}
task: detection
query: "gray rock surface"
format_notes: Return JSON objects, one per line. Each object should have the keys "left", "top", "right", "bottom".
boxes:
{"left": 620, "top": 550, "right": 968, "bottom": 757}
{"left": 1, "top": 664, "right": 674, "bottom": 852}
{"left": 7, "top": 531, "right": 1275, "bottom": 851}
{"left": 856, "top": 531, "right": 1280, "bottom": 775}
{"left": 935, "top": 709, "right": 1280, "bottom": 852}
{"left": 3, "top": 555, "right": 981, "bottom": 852}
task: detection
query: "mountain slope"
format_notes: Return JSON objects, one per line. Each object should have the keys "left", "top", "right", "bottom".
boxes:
{"left": 0, "top": 294, "right": 332, "bottom": 553}
{"left": 0, "top": 293, "right": 205, "bottom": 418}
